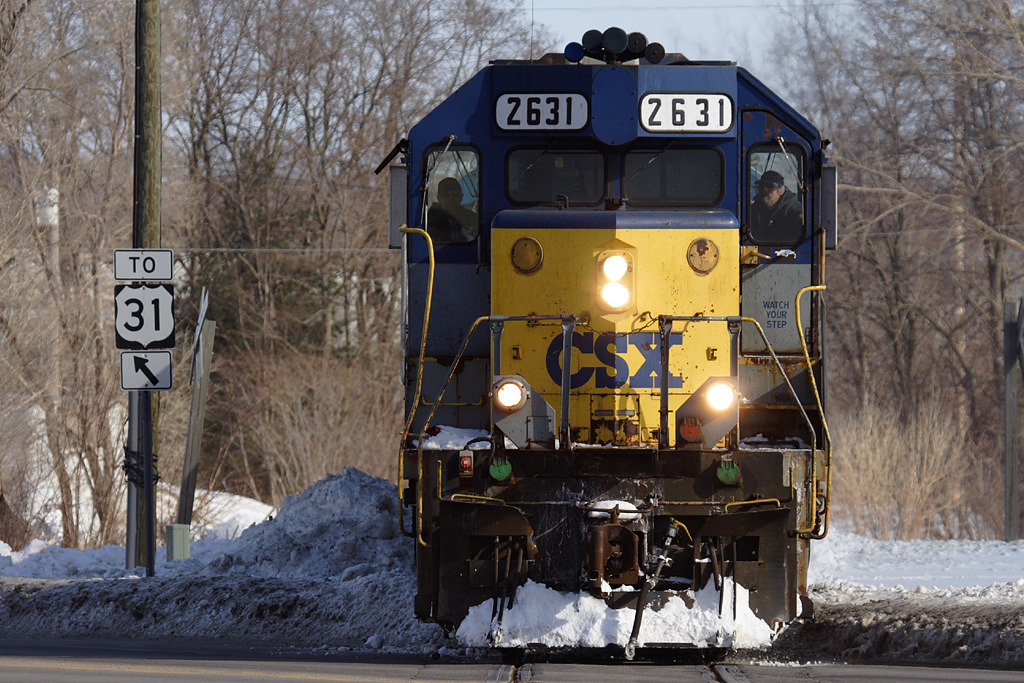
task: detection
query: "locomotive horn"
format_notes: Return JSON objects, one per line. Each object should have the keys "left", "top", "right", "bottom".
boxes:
{"left": 628, "top": 32, "right": 647, "bottom": 54}
{"left": 602, "top": 27, "right": 629, "bottom": 56}
{"left": 645, "top": 42, "right": 665, "bottom": 64}
{"left": 564, "top": 41, "right": 585, "bottom": 63}
{"left": 582, "top": 29, "right": 603, "bottom": 52}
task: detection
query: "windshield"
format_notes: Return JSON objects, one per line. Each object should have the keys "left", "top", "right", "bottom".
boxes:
{"left": 507, "top": 149, "right": 604, "bottom": 205}
{"left": 623, "top": 148, "right": 723, "bottom": 206}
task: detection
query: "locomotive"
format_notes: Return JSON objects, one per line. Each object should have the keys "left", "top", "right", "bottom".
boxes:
{"left": 379, "top": 28, "right": 836, "bottom": 654}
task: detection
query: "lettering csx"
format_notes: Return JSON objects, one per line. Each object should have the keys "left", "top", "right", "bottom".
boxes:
{"left": 544, "top": 332, "right": 683, "bottom": 389}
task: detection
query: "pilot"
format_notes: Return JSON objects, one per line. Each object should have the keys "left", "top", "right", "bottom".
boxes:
{"left": 427, "top": 177, "right": 478, "bottom": 242}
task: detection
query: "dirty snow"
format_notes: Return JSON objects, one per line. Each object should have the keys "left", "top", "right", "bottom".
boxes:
{"left": 1, "top": 468, "right": 1024, "bottom": 666}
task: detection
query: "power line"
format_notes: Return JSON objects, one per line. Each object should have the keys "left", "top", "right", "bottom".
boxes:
{"left": 534, "top": 2, "right": 856, "bottom": 10}
{"left": 170, "top": 247, "right": 394, "bottom": 254}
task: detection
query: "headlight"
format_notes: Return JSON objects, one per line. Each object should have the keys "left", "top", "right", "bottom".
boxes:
{"left": 493, "top": 378, "right": 527, "bottom": 411}
{"left": 706, "top": 382, "right": 736, "bottom": 411}
{"left": 602, "top": 254, "right": 629, "bottom": 280}
{"left": 600, "top": 282, "right": 630, "bottom": 308}
{"left": 596, "top": 249, "right": 634, "bottom": 313}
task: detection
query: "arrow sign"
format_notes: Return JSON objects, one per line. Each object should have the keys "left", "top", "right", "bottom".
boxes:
{"left": 121, "top": 351, "right": 173, "bottom": 391}
{"left": 134, "top": 355, "right": 160, "bottom": 385}
{"left": 115, "top": 283, "right": 175, "bottom": 349}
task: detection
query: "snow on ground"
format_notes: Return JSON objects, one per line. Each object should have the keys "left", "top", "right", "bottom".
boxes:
{"left": 1, "top": 469, "right": 1023, "bottom": 666}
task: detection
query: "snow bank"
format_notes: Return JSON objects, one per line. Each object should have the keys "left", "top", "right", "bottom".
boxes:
{"left": 4, "top": 470, "right": 1024, "bottom": 665}
{"left": 0, "top": 468, "right": 444, "bottom": 652}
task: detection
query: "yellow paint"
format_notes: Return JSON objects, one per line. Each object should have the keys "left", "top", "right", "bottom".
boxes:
{"left": 492, "top": 225, "right": 739, "bottom": 444}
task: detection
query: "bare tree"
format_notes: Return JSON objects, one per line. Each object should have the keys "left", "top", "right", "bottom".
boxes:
{"left": 161, "top": 0, "right": 550, "bottom": 501}
{"left": 783, "top": 0, "right": 1024, "bottom": 536}
{"left": 0, "top": 0, "right": 142, "bottom": 548}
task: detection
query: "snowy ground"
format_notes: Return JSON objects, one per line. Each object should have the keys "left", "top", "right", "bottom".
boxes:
{"left": 1, "top": 468, "right": 1023, "bottom": 667}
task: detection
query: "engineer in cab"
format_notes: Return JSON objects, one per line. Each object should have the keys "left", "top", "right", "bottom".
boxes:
{"left": 750, "top": 170, "right": 802, "bottom": 243}
{"left": 427, "top": 177, "right": 478, "bottom": 243}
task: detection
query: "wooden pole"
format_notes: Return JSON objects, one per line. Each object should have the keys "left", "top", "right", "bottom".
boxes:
{"left": 127, "top": 0, "right": 161, "bottom": 572}
{"left": 1003, "top": 302, "right": 1020, "bottom": 541}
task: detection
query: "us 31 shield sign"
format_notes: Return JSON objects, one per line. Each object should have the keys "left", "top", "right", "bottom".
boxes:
{"left": 114, "top": 283, "right": 175, "bottom": 350}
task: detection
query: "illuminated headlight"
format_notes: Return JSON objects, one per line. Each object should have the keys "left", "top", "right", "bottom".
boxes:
{"left": 494, "top": 378, "right": 527, "bottom": 411}
{"left": 600, "top": 282, "right": 630, "bottom": 308}
{"left": 602, "top": 254, "right": 629, "bottom": 281}
{"left": 706, "top": 382, "right": 736, "bottom": 411}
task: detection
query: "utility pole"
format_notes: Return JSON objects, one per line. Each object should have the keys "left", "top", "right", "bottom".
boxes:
{"left": 1004, "top": 302, "right": 1021, "bottom": 542}
{"left": 127, "top": 0, "right": 161, "bottom": 575}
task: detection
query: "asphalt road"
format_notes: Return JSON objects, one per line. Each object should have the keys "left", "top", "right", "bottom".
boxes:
{"left": 0, "top": 639, "right": 1020, "bottom": 683}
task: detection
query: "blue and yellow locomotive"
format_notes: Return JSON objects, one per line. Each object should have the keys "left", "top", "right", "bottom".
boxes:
{"left": 381, "top": 28, "right": 836, "bottom": 652}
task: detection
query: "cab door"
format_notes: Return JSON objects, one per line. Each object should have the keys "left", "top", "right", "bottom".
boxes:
{"left": 740, "top": 110, "right": 811, "bottom": 356}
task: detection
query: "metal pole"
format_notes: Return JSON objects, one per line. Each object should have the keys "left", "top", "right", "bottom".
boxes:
{"left": 559, "top": 316, "right": 574, "bottom": 449}
{"left": 141, "top": 390, "right": 156, "bottom": 576}
{"left": 659, "top": 317, "right": 672, "bottom": 449}
{"left": 125, "top": 391, "right": 140, "bottom": 569}
{"left": 1004, "top": 302, "right": 1020, "bottom": 541}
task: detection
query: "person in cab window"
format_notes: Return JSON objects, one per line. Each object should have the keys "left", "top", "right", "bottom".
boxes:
{"left": 427, "top": 177, "right": 478, "bottom": 242}
{"left": 750, "top": 170, "right": 802, "bottom": 243}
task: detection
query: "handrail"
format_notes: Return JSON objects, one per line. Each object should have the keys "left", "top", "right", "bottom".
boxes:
{"left": 397, "top": 226, "right": 433, "bottom": 539}
{"left": 725, "top": 498, "right": 782, "bottom": 512}
{"left": 795, "top": 285, "right": 832, "bottom": 538}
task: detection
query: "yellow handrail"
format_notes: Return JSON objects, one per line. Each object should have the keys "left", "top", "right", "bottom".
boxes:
{"left": 794, "top": 285, "right": 832, "bottom": 538}
{"left": 725, "top": 498, "right": 782, "bottom": 512}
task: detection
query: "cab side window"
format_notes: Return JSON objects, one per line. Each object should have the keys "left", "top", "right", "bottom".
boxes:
{"left": 425, "top": 146, "right": 480, "bottom": 243}
{"left": 748, "top": 145, "right": 805, "bottom": 245}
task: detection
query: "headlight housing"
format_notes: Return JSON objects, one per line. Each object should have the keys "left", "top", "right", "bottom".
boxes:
{"left": 596, "top": 250, "right": 634, "bottom": 312}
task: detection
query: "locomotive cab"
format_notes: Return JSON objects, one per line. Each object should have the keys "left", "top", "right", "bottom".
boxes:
{"left": 385, "top": 29, "right": 835, "bottom": 653}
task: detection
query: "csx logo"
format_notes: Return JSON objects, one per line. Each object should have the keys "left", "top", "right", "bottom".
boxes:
{"left": 545, "top": 332, "right": 683, "bottom": 389}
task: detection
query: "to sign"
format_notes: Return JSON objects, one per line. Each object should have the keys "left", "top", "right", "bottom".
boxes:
{"left": 113, "top": 249, "right": 173, "bottom": 281}
{"left": 121, "top": 351, "right": 173, "bottom": 391}
{"left": 115, "top": 283, "right": 175, "bottom": 350}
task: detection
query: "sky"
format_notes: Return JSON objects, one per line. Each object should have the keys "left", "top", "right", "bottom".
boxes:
{"left": 2, "top": 465, "right": 1024, "bottom": 664}
{"left": 523, "top": 0, "right": 805, "bottom": 74}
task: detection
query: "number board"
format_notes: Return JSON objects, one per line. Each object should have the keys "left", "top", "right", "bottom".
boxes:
{"left": 114, "top": 283, "right": 175, "bottom": 350}
{"left": 496, "top": 93, "right": 588, "bottom": 131}
{"left": 639, "top": 93, "right": 733, "bottom": 133}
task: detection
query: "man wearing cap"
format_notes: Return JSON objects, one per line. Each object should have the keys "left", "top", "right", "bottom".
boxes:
{"left": 750, "top": 170, "right": 803, "bottom": 243}
{"left": 427, "top": 177, "right": 478, "bottom": 242}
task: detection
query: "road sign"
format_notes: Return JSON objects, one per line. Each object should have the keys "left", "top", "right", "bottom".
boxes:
{"left": 120, "top": 351, "right": 173, "bottom": 390}
{"left": 114, "top": 249, "right": 174, "bottom": 281}
{"left": 115, "top": 283, "right": 175, "bottom": 349}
